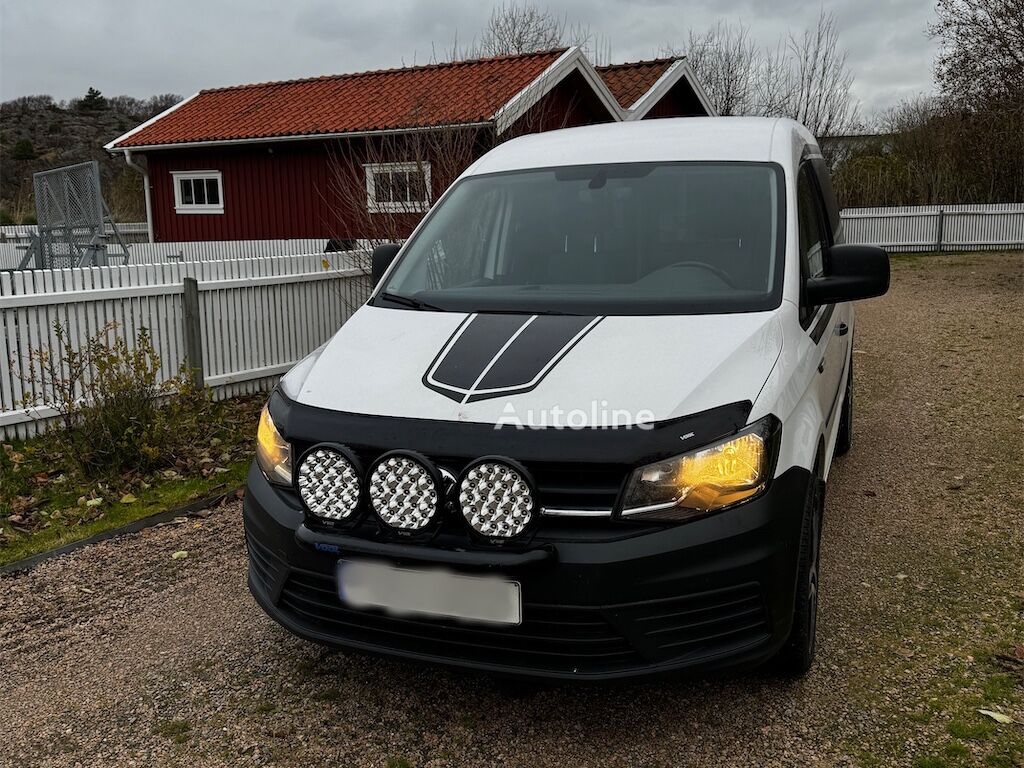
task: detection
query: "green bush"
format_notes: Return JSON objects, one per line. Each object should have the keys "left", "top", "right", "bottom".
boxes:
{"left": 10, "top": 138, "right": 35, "bottom": 160}
{"left": 24, "top": 322, "right": 213, "bottom": 479}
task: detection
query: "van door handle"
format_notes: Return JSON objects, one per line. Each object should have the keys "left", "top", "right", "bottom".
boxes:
{"left": 835, "top": 322, "right": 849, "bottom": 336}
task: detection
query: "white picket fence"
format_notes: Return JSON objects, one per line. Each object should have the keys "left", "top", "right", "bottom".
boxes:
{"left": 840, "top": 203, "right": 1024, "bottom": 252}
{"left": 0, "top": 238, "right": 333, "bottom": 271}
{"left": 0, "top": 253, "right": 370, "bottom": 440}
{"left": 0, "top": 222, "right": 148, "bottom": 241}
{"left": 2, "top": 202, "right": 1020, "bottom": 270}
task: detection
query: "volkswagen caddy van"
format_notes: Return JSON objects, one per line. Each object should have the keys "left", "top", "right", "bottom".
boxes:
{"left": 245, "top": 117, "right": 889, "bottom": 680}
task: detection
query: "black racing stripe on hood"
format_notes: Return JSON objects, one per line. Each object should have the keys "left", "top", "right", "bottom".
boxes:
{"left": 427, "top": 314, "right": 527, "bottom": 393}
{"left": 473, "top": 315, "right": 598, "bottom": 393}
{"left": 424, "top": 313, "right": 600, "bottom": 404}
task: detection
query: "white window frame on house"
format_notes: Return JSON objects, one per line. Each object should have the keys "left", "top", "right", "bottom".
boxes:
{"left": 172, "top": 170, "right": 224, "bottom": 214}
{"left": 365, "top": 162, "right": 431, "bottom": 214}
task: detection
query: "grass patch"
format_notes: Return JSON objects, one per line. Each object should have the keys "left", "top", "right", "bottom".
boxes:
{"left": 0, "top": 394, "right": 262, "bottom": 566}
{"left": 153, "top": 718, "right": 191, "bottom": 743}
{"left": 980, "top": 673, "right": 1017, "bottom": 703}
{"left": 316, "top": 686, "right": 343, "bottom": 701}
{"left": 943, "top": 741, "right": 969, "bottom": 759}
{"left": 948, "top": 718, "right": 997, "bottom": 741}
{"left": 985, "top": 754, "right": 1014, "bottom": 768}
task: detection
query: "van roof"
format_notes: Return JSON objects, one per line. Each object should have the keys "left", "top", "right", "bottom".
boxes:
{"left": 466, "top": 117, "right": 818, "bottom": 176}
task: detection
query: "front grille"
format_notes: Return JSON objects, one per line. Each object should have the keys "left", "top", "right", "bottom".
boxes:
{"left": 523, "top": 461, "right": 628, "bottom": 509}
{"left": 279, "top": 568, "right": 644, "bottom": 674}
{"left": 248, "top": 534, "right": 772, "bottom": 675}
{"left": 606, "top": 582, "right": 771, "bottom": 661}
{"left": 247, "top": 532, "right": 277, "bottom": 593}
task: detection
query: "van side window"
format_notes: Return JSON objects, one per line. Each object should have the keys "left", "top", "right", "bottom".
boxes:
{"left": 797, "top": 164, "right": 827, "bottom": 325}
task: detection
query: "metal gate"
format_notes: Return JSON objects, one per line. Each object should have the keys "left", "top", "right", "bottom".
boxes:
{"left": 18, "top": 161, "right": 130, "bottom": 269}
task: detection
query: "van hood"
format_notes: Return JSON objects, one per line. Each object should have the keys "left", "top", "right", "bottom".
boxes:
{"left": 282, "top": 305, "right": 783, "bottom": 426}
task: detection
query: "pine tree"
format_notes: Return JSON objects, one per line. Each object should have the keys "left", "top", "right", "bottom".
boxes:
{"left": 79, "top": 87, "right": 107, "bottom": 111}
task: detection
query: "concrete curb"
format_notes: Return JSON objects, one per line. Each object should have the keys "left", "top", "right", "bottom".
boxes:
{"left": 0, "top": 485, "right": 245, "bottom": 575}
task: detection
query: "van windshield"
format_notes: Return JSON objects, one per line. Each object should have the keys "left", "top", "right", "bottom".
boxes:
{"left": 376, "top": 162, "right": 785, "bottom": 316}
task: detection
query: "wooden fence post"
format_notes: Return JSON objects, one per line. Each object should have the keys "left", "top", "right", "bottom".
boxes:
{"left": 182, "top": 277, "right": 205, "bottom": 388}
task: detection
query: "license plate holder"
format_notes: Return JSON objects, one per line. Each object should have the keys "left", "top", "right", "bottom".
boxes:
{"left": 337, "top": 558, "right": 522, "bottom": 626}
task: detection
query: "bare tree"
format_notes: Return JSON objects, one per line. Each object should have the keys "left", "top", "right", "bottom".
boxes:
{"left": 664, "top": 12, "right": 858, "bottom": 134}
{"left": 324, "top": 128, "right": 480, "bottom": 254}
{"left": 478, "top": 2, "right": 565, "bottom": 56}
{"left": 812, "top": 2, "right": 1022, "bottom": 206}
{"left": 450, "top": 1, "right": 611, "bottom": 64}
{"left": 321, "top": 71, "right": 576, "bottom": 313}
{"left": 668, "top": 22, "right": 760, "bottom": 116}
{"left": 755, "top": 42, "right": 796, "bottom": 117}
{"left": 785, "top": 12, "right": 860, "bottom": 136}
{"left": 929, "top": 0, "right": 1024, "bottom": 109}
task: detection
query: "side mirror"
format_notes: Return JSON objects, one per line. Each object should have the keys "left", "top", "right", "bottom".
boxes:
{"left": 371, "top": 243, "right": 401, "bottom": 287}
{"left": 805, "top": 244, "right": 890, "bottom": 305}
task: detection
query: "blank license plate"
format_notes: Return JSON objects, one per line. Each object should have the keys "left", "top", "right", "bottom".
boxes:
{"left": 337, "top": 559, "right": 522, "bottom": 626}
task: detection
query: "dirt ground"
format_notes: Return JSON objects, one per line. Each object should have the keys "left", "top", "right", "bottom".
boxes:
{"left": 1, "top": 252, "right": 1022, "bottom": 768}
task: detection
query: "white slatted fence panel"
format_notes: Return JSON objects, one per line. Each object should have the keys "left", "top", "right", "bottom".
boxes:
{"left": 121, "top": 238, "right": 332, "bottom": 264}
{"left": 0, "top": 253, "right": 369, "bottom": 440}
{"left": 840, "top": 204, "right": 1024, "bottom": 252}
{"left": 1, "top": 239, "right": 335, "bottom": 271}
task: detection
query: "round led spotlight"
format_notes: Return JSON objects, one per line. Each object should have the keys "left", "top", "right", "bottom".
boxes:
{"left": 458, "top": 457, "right": 537, "bottom": 539}
{"left": 369, "top": 451, "right": 443, "bottom": 532}
{"left": 297, "top": 444, "right": 363, "bottom": 522}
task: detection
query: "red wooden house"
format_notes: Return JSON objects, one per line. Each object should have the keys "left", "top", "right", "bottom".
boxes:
{"left": 106, "top": 47, "right": 714, "bottom": 243}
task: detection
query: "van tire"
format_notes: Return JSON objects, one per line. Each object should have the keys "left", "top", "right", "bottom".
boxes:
{"left": 773, "top": 473, "right": 823, "bottom": 678}
{"left": 835, "top": 355, "right": 853, "bottom": 456}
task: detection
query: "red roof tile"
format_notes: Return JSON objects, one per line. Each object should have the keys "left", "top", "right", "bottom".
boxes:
{"left": 112, "top": 49, "right": 567, "bottom": 149}
{"left": 596, "top": 58, "right": 677, "bottom": 109}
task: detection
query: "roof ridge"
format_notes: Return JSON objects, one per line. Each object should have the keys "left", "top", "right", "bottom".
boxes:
{"left": 200, "top": 48, "right": 569, "bottom": 94}
{"left": 596, "top": 56, "right": 681, "bottom": 71}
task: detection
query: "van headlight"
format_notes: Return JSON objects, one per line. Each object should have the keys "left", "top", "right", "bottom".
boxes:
{"left": 619, "top": 417, "right": 778, "bottom": 521}
{"left": 256, "top": 405, "right": 292, "bottom": 485}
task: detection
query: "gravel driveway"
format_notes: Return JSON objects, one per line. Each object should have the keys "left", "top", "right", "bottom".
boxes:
{"left": 2, "top": 252, "right": 1021, "bottom": 768}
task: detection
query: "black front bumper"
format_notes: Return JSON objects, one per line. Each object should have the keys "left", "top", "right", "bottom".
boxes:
{"left": 243, "top": 462, "right": 810, "bottom": 681}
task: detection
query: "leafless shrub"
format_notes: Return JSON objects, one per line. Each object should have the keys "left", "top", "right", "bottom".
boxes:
{"left": 831, "top": 1, "right": 1023, "bottom": 207}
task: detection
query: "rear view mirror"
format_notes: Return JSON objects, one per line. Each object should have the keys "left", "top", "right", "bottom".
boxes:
{"left": 805, "top": 244, "right": 890, "bottom": 305}
{"left": 371, "top": 243, "right": 401, "bottom": 287}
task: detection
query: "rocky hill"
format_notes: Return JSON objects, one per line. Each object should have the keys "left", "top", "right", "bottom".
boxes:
{"left": 0, "top": 91, "right": 181, "bottom": 225}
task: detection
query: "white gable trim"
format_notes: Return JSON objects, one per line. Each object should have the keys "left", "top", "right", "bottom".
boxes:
{"left": 105, "top": 92, "right": 201, "bottom": 151}
{"left": 625, "top": 59, "right": 717, "bottom": 120}
{"left": 492, "top": 47, "right": 625, "bottom": 134}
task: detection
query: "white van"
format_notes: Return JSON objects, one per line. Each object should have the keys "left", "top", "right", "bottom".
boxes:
{"left": 247, "top": 117, "right": 889, "bottom": 680}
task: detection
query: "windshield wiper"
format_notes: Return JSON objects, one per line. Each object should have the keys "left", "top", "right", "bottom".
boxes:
{"left": 377, "top": 291, "right": 444, "bottom": 311}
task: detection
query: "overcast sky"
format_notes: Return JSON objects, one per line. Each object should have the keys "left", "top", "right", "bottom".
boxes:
{"left": 0, "top": 0, "right": 937, "bottom": 119}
